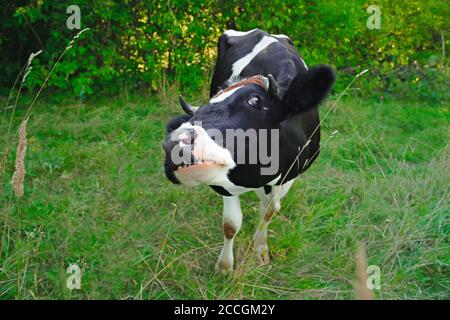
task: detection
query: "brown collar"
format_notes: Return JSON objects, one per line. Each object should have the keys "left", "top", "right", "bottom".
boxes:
{"left": 213, "top": 75, "right": 266, "bottom": 98}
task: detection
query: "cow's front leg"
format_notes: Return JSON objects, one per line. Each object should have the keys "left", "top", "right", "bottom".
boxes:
{"left": 253, "top": 199, "right": 280, "bottom": 265}
{"left": 215, "top": 196, "right": 242, "bottom": 274}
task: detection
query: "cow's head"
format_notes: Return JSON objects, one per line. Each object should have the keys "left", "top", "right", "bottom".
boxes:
{"left": 163, "top": 65, "right": 335, "bottom": 186}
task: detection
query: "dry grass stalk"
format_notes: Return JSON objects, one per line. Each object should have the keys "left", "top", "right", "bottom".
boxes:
{"left": 352, "top": 243, "right": 374, "bottom": 300}
{"left": 23, "top": 28, "right": 90, "bottom": 120}
{"left": 11, "top": 118, "right": 29, "bottom": 197}
{"left": 22, "top": 50, "right": 43, "bottom": 84}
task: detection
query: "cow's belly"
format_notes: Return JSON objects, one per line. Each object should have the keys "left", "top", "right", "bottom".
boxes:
{"left": 210, "top": 174, "right": 282, "bottom": 197}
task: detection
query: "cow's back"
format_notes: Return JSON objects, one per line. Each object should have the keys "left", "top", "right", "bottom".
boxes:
{"left": 210, "top": 29, "right": 307, "bottom": 98}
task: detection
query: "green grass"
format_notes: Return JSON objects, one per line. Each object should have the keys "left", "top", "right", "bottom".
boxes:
{"left": 0, "top": 92, "right": 449, "bottom": 299}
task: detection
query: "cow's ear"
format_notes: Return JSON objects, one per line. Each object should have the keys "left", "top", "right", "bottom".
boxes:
{"left": 282, "top": 65, "right": 335, "bottom": 114}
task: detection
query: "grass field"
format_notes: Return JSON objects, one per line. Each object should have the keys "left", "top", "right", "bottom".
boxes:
{"left": 0, "top": 90, "right": 448, "bottom": 299}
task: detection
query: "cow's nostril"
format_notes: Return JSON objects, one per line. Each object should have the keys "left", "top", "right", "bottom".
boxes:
{"left": 180, "top": 136, "right": 192, "bottom": 145}
{"left": 179, "top": 128, "right": 197, "bottom": 145}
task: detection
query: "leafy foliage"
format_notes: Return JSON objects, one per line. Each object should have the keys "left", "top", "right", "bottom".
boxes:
{"left": 0, "top": 0, "right": 448, "bottom": 100}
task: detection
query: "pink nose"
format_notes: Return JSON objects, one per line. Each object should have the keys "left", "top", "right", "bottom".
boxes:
{"left": 179, "top": 128, "right": 197, "bottom": 145}
{"left": 180, "top": 136, "right": 192, "bottom": 145}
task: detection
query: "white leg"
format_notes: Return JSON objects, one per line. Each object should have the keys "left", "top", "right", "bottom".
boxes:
{"left": 253, "top": 179, "right": 295, "bottom": 265}
{"left": 215, "top": 196, "right": 242, "bottom": 273}
{"left": 253, "top": 196, "right": 278, "bottom": 265}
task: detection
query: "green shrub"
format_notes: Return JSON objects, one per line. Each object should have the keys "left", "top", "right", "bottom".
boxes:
{"left": 0, "top": 0, "right": 448, "bottom": 100}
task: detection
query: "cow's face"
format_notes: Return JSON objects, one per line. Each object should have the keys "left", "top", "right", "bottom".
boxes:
{"left": 163, "top": 66, "right": 335, "bottom": 186}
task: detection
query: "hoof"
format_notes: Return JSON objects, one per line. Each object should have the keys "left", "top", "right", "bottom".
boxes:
{"left": 254, "top": 243, "right": 271, "bottom": 265}
{"left": 215, "top": 260, "right": 233, "bottom": 274}
{"left": 254, "top": 233, "right": 271, "bottom": 265}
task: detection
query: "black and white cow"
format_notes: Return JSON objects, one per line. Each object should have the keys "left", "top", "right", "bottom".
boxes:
{"left": 163, "top": 29, "right": 335, "bottom": 273}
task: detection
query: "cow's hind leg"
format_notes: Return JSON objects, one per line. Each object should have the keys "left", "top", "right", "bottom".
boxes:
{"left": 253, "top": 191, "right": 280, "bottom": 265}
{"left": 253, "top": 180, "right": 295, "bottom": 265}
{"left": 215, "top": 196, "right": 242, "bottom": 274}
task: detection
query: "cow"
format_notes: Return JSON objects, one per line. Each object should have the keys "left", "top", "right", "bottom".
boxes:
{"left": 163, "top": 29, "right": 335, "bottom": 273}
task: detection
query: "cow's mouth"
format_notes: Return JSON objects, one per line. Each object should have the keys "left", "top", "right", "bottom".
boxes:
{"left": 173, "top": 156, "right": 234, "bottom": 187}
{"left": 176, "top": 159, "right": 224, "bottom": 172}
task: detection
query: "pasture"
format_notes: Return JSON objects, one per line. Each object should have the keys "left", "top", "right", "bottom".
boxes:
{"left": 1, "top": 91, "right": 448, "bottom": 299}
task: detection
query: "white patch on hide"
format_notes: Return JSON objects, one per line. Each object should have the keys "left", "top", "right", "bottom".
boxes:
{"left": 267, "top": 174, "right": 281, "bottom": 186}
{"left": 271, "top": 34, "right": 289, "bottom": 39}
{"left": 224, "top": 29, "right": 257, "bottom": 37}
{"left": 229, "top": 36, "right": 278, "bottom": 81}
{"left": 254, "top": 177, "right": 296, "bottom": 212}
{"left": 209, "top": 86, "right": 243, "bottom": 104}
{"left": 300, "top": 58, "right": 308, "bottom": 70}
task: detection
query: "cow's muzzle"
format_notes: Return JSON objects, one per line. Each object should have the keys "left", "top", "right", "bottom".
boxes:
{"left": 163, "top": 124, "right": 236, "bottom": 186}
{"left": 163, "top": 127, "right": 197, "bottom": 182}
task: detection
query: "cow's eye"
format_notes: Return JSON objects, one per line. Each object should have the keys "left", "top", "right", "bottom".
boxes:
{"left": 247, "top": 97, "right": 260, "bottom": 107}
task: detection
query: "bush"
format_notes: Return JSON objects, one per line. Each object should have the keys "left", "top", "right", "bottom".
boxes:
{"left": 0, "top": 0, "right": 448, "bottom": 100}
